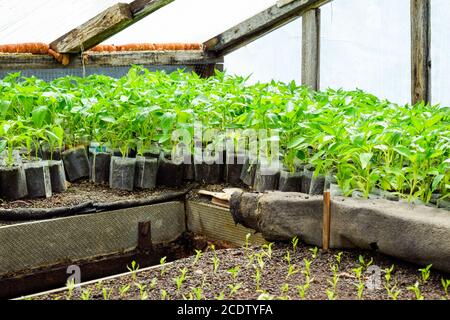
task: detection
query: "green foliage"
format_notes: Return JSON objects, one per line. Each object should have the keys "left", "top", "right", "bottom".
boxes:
{"left": 0, "top": 67, "right": 448, "bottom": 202}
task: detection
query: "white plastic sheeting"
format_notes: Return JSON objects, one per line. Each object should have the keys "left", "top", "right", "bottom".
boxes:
{"left": 0, "top": 0, "right": 448, "bottom": 105}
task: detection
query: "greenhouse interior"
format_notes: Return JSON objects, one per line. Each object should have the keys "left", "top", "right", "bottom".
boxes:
{"left": 0, "top": 0, "right": 449, "bottom": 305}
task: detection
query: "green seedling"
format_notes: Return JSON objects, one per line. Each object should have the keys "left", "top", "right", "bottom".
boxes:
{"left": 291, "top": 236, "right": 299, "bottom": 254}
{"left": 215, "top": 291, "right": 225, "bottom": 300}
{"left": 80, "top": 289, "right": 92, "bottom": 301}
{"left": 191, "top": 287, "right": 203, "bottom": 300}
{"left": 193, "top": 249, "right": 203, "bottom": 265}
{"left": 160, "top": 256, "right": 168, "bottom": 276}
{"left": 262, "top": 242, "right": 274, "bottom": 259}
{"left": 127, "top": 260, "right": 140, "bottom": 281}
{"left": 352, "top": 266, "right": 365, "bottom": 300}
{"left": 407, "top": 282, "right": 424, "bottom": 300}
{"left": 286, "top": 264, "right": 299, "bottom": 279}
{"left": 309, "top": 247, "right": 319, "bottom": 260}
{"left": 102, "top": 288, "right": 112, "bottom": 300}
{"left": 385, "top": 284, "right": 401, "bottom": 300}
{"left": 418, "top": 264, "right": 432, "bottom": 284}
{"left": 160, "top": 289, "right": 170, "bottom": 300}
{"left": 66, "top": 278, "right": 76, "bottom": 300}
{"left": 227, "top": 266, "right": 241, "bottom": 280}
{"left": 441, "top": 278, "right": 450, "bottom": 299}
{"left": 135, "top": 283, "right": 148, "bottom": 300}
{"left": 119, "top": 285, "right": 130, "bottom": 298}
{"left": 228, "top": 283, "right": 242, "bottom": 296}
{"left": 150, "top": 277, "right": 158, "bottom": 290}
{"left": 174, "top": 267, "right": 189, "bottom": 292}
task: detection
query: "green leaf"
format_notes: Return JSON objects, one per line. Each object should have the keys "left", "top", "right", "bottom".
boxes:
{"left": 432, "top": 175, "right": 444, "bottom": 192}
{"left": 32, "top": 105, "right": 51, "bottom": 127}
{"left": 359, "top": 153, "right": 373, "bottom": 170}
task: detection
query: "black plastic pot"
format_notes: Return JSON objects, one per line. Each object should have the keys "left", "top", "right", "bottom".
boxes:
{"left": 301, "top": 167, "right": 312, "bottom": 194}
{"left": 23, "top": 161, "right": 52, "bottom": 198}
{"left": 254, "top": 165, "right": 280, "bottom": 192}
{"left": 278, "top": 170, "right": 302, "bottom": 192}
{"left": 224, "top": 153, "right": 245, "bottom": 185}
{"left": 194, "top": 162, "right": 222, "bottom": 184}
{"left": 109, "top": 156, "right": 136, "bottom": 191}
{"left": 89, "top": 152, "right": 111, "bottom": 185}
{"left": 0, "top": 165, "right": 28, "bottom": 200}
{"left": 62, "top": 146, "right": 90, "bottom": 182}
{"left": 240, "top": 156, "right": 257, "bottom": 187}
{"left": 134, "top": 156, "right": 158, "bottom": 190}
{"left": 41, "top": 147, "right": 63, "bottom": 161}
{"left": 47, "top": 160, "right": 67, "bottom": 193}
{"left": 184, "top": 155, "right": 195, "bottom": 181}
{"left": 156, "top": 157, "right": 184, "bottom": 187}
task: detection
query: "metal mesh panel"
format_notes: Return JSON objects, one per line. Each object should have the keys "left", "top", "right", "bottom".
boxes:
{"left": 0, "top": 201, "right": 185, "bottom": 276}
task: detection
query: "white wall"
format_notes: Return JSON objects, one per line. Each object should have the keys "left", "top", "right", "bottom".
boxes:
{"left": 0, "top": 0, "right": 448, "bottom": 105}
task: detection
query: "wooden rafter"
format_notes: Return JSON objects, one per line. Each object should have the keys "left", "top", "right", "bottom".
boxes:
{"left": 203, "top": 0, "right": 331, "bottom": 56}
{"left": 0, "top": 51, "right": 222, "bottom": 70}
{"left": 50, "top": 0, "right": 174, "bottom": 54}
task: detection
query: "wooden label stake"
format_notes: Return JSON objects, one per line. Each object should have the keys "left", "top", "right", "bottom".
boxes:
{"left": 322, "top": 191, "right": 331, "bottom": 251}
{"left": 138, "top": 220, "right": 153, "bottom": 252}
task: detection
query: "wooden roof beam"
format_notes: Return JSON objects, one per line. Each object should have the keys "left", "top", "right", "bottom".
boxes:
{"left": 204, "top": 0, "right": 331, "bottom": 56}
{"left": 50, "top": 0, "right": 174, "bottom": 54}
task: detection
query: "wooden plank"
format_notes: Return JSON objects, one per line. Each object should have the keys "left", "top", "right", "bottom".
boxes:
{"left": 131, "top": 0, "right": 173, "bottom": 21}
{"left": 411, "top": 0, "right": 431, "bottom": 104}
{"left": 204, "top": 0, "right": 331, "bottom": 56}
{"left": 50, "top": 3, "right": 133, "bottom": 53}
{"left": 50, "top": 0, "right": 174, "bottom": 53}
{"left": 301, "top": 8, "right": 321, "bottom": 90}
{"left": 322, "top": 191, "right": 331, "bottom": 251}
{"left": 0, "top": 51, "right": 223, "bottom": 70}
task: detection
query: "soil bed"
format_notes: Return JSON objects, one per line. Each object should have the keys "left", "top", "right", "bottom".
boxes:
{"left": 31, "top": 243, "right": 449, "bottom": 301}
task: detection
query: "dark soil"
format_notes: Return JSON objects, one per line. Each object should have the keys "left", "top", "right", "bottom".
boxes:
{"left": 31, "top": 243, "right": 449, "bottom": 301}
{"left": 0, "top": 181, "right": 249, "bottom": 210}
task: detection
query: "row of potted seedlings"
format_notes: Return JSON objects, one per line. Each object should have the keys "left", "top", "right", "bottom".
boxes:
{"left": 1, "top": 141, "right": 449, "bottom": 211}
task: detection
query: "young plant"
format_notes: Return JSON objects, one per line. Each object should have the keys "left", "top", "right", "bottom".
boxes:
{"left": 66, "top": 278, "right": 76, "bottom": 300}
{"left": 227, "top": 283, "right": 242, "bottom": 297}
{"left": 160, "top": 256, "right": 168, "bottom": 276}
{"left": 279, "top": 283, "right": 290, "bottom": 300}
{"left": 407, "top": 282, "right": 424, "bottom": 300}
{"left": 134, "top": 283, "right": 148, "bottom": 300}
{"left": 102, "top": 287, "right": 112, "bottom": 300}
{"left": 441, "top": 278, "right": 450, "bottom": 299}
{"left": 119, "top": 284, "right": 130, "bottom": 299}
{"left": 193, "top": 249, "right": 203, "bottom": 265}
{"left": 174, "top": 267, "right": 189, "bottom": 292}
{"left": 418, "top": 264, "right": 432, "bottom": 284}
{"left": 352, "top": 266, "right": 365, "bottom": 300}
{"left": 309, "top": 247, "right": 319, "bottom": 260}
{"left": 262, "top": 242, "right": 274, "bottom": 259}
{"left": 80, "top": 289, "right": 92, "bottom": 300}
{"left": 127, "top": 260, "right": 140, "bottom": 282}
{"left": 227, "top": 266, "right": 241, "bottom": 280}
{"left": 291, "top": 236, "right": 299, "bottom": 254}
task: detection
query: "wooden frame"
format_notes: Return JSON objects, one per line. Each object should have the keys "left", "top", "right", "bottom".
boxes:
{"left": 411, "top": 0, "right": 431, "bottom": 104}
{"left": 0, "top": 51, "right": 222, "bottom": 70}
{"left": 203, "top": 0, "right": 331, "bottom": 57}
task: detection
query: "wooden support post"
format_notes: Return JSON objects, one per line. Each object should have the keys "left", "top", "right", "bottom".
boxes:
{"left": 302, "top": 8, "right": 321, "bottom": 91}
{"left": 138, "top": 221, "right": 153, "bottom": 252}
{"left": 411, "top": 0, "right": 431, "bottom": 104}
{"left": 322, "top": 191, "right": 331, "bottom": 251}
